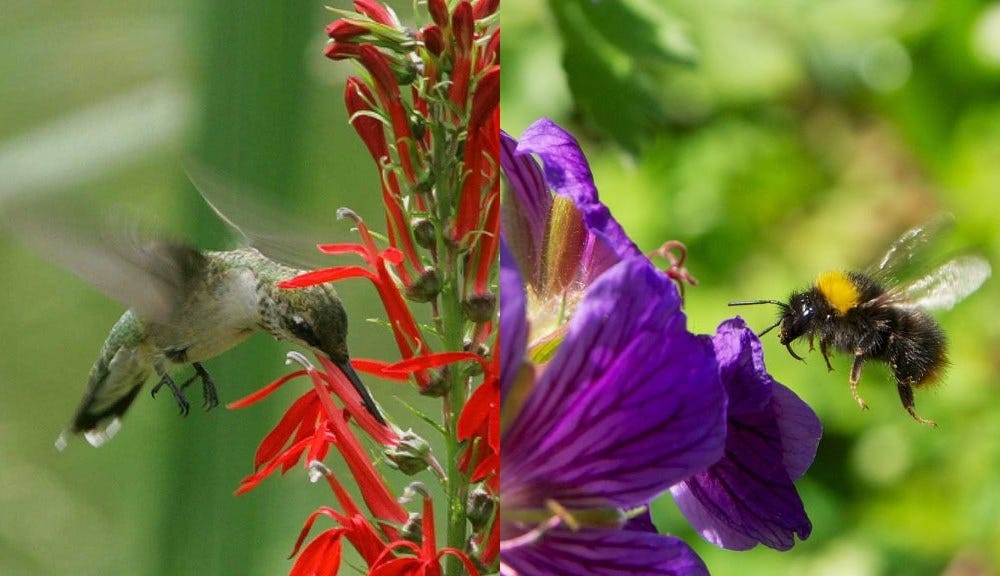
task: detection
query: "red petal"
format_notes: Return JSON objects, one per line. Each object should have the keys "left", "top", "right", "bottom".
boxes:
{"left": 278, "top": 266, "right": 377, "bottom": 288}
{"left": 254, "top": 391, "right": 317, "bottom": 470}
{"left": 473, "top": 0, "right": 499, "bottom": 19}
{"left": 354, "top": 0, "right": 396, "bottom": 26}
{"left": 227, "top": 369, "right": 306, "bottom": 409}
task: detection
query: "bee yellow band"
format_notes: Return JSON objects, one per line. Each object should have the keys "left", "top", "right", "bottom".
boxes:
{"left": 817, "top": 271, "right": 859, "bottom": 315}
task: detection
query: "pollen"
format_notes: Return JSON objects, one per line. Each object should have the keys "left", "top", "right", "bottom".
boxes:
{"left": 816, "top": 271, "right": 860, "bottom": 315}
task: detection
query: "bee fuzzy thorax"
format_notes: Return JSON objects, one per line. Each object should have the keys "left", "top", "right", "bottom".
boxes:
{"left": 816, "top": 271, "right": 860, "bottom": 315}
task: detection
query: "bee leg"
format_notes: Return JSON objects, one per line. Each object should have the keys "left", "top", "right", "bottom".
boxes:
{"left": 808, "top": 334, "right": 816, "bottom": 352}
{"left": 896, "top": 380, "right": 937, "bottom": 427}
{"left": 181, "top": 362, "right": 219, "bottom": 410}
{"left": 820, "top": 340, "right": 834, "bottom": 372}
{"left": 785, "top": 343, "right": 805, "bottom": 361}
{"left": 151, "top": 363, "right": 190, "bottom": 416}
{"left": 849, "top": 352, "right": 869, "bottom": 410}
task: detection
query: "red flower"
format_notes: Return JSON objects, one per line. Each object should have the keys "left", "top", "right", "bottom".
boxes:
{"left": 236, "top": 1, "right": 499, "bottom": 573}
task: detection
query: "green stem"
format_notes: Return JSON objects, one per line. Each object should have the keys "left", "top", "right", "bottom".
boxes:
{"left": 430, "top": 111, "right": 470, "bottom": 576}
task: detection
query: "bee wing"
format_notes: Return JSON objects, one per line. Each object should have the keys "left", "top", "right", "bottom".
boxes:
{"left": 3, "top": 203, "right": 206, "bottom": 324}
{"left": 891, "top": 255, "right": 991, "bottom": 311}
{"left": 870, "top": 213, "right": 955, "bottom": 280}
{"left": 185, "top": 161, "right": 344, "bottom": 271}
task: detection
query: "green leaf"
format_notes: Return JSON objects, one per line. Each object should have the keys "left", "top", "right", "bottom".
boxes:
{"left": 547, "top": 0, "right": 697, "bottom": 152}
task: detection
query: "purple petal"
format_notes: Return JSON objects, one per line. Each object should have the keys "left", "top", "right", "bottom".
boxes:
{"left": 502, "top": 527, "right": 708, "bottom": 576}
{"left": 500, "top": 238, "right": 528, "bottom": 407}
{"left": 516, "top": 118, "right": 641, "bottom": 273}
{"left": 502, "top": 257, "right": 725, "bottom": 510}
{"left": 772, "top": 382, "right": 823, "bottom": 480}
{"left": 670, "top": 318, "right": 820, "bottom": 551}
{"left": 501, "top": 130, "right": 550, "bottom": 288}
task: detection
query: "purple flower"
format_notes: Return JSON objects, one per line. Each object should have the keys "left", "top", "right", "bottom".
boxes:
{"left": 671, "top": 318, "right": 822, "bottom": 551}
{"left": 500, "top": 240, "right": 722, "bottom": 576}
{"left": 500, "top": 118, "right": 823, "bottom": 572}
{"left": 501, "top": 119, "right": 639, "bottom": 345}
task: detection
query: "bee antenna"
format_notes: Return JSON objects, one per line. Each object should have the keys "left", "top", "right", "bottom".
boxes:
{"left": 728, "top": 299, "right": 790, "bottom": 311}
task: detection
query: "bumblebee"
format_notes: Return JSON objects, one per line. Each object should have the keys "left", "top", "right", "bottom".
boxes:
{"left": 731, "top": 215, "right": 991, "bottom": 426}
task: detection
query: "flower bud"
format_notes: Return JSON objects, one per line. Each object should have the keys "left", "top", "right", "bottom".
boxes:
{"left": 419, "top": 367, "right": 451, "bottom": 397}
{"left": 384, "top": 430, "right": 432, "bottom": 475}
{"left": 467, "top": 487, "right": 495, "bottom": 531}
{"left": 422, "top": 25, "right": 445, "bottom": 57}
{"left": 462, "top": 292, "right": 496, "bottom": 323}
{"left": 400, "top": 512, "right": 423, "bottom": 545}
{"left": 413, "top": 217, "right": 436, "bottom": 250}
{"left": 405, "top": 267, "right": 441, "bottom": 302}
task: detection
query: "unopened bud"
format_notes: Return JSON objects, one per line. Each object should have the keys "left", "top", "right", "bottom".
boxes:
{"left": 384, "top": 430, "right": 432, "bottom": 475}
{"left": 400, "top": 512, "right": 423, "bottom": 545}
{"left": 413, "top": 218, "right": 436, "bottom": 250}
{"left": 462, "top": 292, "right": 496, "bottom": 323}
{"left": 419, "top": 367, "right": 451, "bottom": 397}
{"left": 405, "top": 267, "right": 441, "bottom": 303}
{"left": 467, "top": 488, "right": 495, "bottom": 531}
{"left": 409, "top": 111, "right": 427, "bottom": 141}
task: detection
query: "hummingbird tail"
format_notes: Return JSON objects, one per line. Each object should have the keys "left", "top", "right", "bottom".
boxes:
{"left": 334, "top": 358, "right": 386, "bottom": 425}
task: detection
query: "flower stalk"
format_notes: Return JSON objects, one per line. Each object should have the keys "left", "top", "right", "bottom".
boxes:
{"left": 230, "top": 1, "right": 499, "bottom": 574}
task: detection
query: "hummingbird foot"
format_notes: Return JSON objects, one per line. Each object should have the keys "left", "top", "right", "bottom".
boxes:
{"left": 181, "top": 362, "right": 219, "bottom": 410}
{"left": 151, "top": 365, "right": 190, "bottom": 416}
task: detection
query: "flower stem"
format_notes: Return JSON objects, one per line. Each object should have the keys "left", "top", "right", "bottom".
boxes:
{"left": 432, "top": 113, "right": 471, "bottom": 576}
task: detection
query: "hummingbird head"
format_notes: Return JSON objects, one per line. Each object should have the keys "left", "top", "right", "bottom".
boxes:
{"left": 278, "top": 284, "right": 350, "bottom": 362}
{"left": 275, "top": 283, "right": 386, "bottom": 424}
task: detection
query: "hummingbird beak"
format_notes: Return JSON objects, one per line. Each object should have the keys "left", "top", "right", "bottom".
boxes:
{"left": 330, "top": 356, "right": 386, "bottom": 425}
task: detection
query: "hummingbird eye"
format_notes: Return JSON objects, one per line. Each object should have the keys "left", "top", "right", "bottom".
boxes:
{"left": 287, "top": 315, "right": 321, "bottom": 349}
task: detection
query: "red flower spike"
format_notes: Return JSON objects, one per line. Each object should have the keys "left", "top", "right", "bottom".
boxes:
{"left": 354, "top": 0, "right": 397, "bottom": 26}
{"left": 427, "top": 0, "right": 450, "bottom": 30}
{"left": 451, "top": 2, "right": 474, "bottom": 56}
{"left": 473, "top": 0, "right": 500, "bottom": 19}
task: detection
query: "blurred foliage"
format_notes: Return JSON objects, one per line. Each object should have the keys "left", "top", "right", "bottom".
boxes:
{"left": 504, "top": 0, "right": 1000, "bottom": 575}
{"left": 0, "top": 1, "right": 438, "bottom": 575}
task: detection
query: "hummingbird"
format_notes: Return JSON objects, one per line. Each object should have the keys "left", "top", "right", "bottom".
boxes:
{"left": 62, "top": 243, "right": 385, "bottom": 449}
{"left": 5, "top": 173, "right": 386, "bottom": 450}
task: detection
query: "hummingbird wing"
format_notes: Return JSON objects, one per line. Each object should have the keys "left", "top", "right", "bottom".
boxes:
{"left": 185, "top": 161, "right": 347, "bottom": 271}
{"left": 4, "top": 204, "right": 207, "bottom": 324}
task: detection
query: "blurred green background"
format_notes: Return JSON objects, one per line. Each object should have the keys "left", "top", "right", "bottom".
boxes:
{"left": 0, "top": 1, "right": 440, "bottom": 575}
{"left": 504, "top": 1, "right": 1000, "bottom": 575}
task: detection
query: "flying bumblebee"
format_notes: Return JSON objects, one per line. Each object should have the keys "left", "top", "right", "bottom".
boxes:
{"left": 730, "top": 214, "right": 991, "bottom": 426}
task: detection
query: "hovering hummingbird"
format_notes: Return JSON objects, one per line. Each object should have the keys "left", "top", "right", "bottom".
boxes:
{"left": 6, "top": 171, "right": 385, "bottom": 449}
